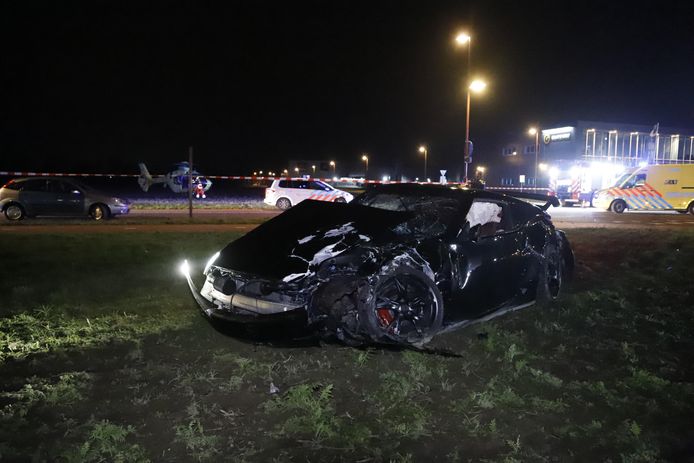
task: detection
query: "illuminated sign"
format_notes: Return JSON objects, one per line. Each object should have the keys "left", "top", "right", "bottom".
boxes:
{"left": 542, "top": 126, "right": 574, "bottom": 144}
{"left": 550, "top": 132, "right": 571, "bottom": 141}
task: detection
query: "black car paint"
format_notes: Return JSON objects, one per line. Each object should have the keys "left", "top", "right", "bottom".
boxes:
{"left": 215, "top": 201, "right": 412, "bottom": 280}
{"left": 204, "top": 186, "right": 572, "bottom": 341}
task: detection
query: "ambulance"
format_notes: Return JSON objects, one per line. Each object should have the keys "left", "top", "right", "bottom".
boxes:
{"left": 592, "top": 164, "right": 694, "bottom": 214}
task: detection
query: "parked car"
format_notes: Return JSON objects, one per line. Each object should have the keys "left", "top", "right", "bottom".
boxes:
{"left": 0, "top": 177, "right": 130, "bottom": 221}
{"left": 264, "top": 179, "right": 353, "bottom": 210}
{"left": 183, "top": 184, "right": 574, "bottom": 346}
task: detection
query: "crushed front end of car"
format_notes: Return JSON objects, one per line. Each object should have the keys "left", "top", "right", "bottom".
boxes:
{"left": 182, "top": 199, "right": 436, "bottom": 344}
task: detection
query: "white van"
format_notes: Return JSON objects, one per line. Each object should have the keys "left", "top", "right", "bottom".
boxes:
{"left": 264, "top": 179, "right": 354, "bottom": 210}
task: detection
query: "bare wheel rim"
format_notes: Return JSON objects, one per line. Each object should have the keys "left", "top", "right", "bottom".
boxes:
{"left": 375, "top": 274, "right": 439, "bottom": 342}
{"left": 6, "top": 205, "right": 22, "bottom": 220}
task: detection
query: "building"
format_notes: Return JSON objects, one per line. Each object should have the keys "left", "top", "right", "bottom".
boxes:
{"left": 495, "top": 120, "right": 694, "bottom": 191}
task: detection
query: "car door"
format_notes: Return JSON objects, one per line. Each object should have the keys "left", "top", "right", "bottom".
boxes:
{"left": 447, "top": 200, "right": 524, "bottom": 319}
{"left": 56, "top": 180, "right": 85, "bottom": 215}
{"left": 308, "top": 181, "right": 333, "bottom": 201}
{"left": 17, "top": 179, "right": 50, "bottom": 216}
{"left": 294, "top": 180, "right": 316, "bottom": 204}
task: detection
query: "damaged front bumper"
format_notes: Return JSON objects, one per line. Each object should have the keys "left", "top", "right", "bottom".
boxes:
{"left": 183, "top": 268, "right": 308, "bottom": 323}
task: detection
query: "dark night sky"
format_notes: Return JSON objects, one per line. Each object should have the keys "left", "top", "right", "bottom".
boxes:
{"left": 1, "top": 1, "right": 693, "bottom": 178}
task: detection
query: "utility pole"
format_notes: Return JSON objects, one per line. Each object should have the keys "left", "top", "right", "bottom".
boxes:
{"left": 188, "top": 146, "right": 193, "bottom": 219}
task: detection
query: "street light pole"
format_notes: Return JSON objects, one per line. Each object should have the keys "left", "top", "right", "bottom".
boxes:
{"left": 465, "top": 89, "right": 471, "bottom": 183}
{"left": 418, "top": 145, "right": 428, "bottom": 180}
{"left": 535, "top": 129, "right": 540, "bottom": 188}
{"left": 361, "top": 154, "right": 369, "bottom": 179}
{"left": 456, "top": 32, "right": 472, "bottom": 183}
{"left": 529, "top": 127, "right": 540, "bottom": 189}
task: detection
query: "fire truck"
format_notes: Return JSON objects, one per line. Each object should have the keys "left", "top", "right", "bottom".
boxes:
{"left": 548, "top": 161, "right": 626, "bottom": 206}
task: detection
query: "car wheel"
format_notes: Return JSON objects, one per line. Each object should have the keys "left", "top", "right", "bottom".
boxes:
{"left": 276, "top": 197, "right": 292, "bottom": 210}
{"left": 537, "top": 242, "right": 563, "bottom": 303}
{"left": 360, "top": 266, "right": 444, "bottom": 345}
{"left": 89, "top": 204, "right": 110, "bottom": 221}
{"left": 610, "top": 199, "right": 627, "bottom": 214}
{"left": 688, "top": 202, "right": 694, "bottom": 215}
{"left": 4, "top": 203, "right": 25, "bottom": 221}
{"left": 334, "top": 197, "right": 346, "bottom": 203}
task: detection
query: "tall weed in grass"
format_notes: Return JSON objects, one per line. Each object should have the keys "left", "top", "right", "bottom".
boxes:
{"left": 62, "top": 420, "right": 149, "bottom": 463}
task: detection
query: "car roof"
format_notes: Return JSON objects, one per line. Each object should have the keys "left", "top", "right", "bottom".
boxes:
{"left": 365, "top": 184, "right": 557, "bottom": 212}
{"left": 364, "top": 183, "right": 526, "bottom": 202}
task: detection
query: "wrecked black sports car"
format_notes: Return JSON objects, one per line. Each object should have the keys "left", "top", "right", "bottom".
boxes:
{"left": 183, "top": 184, "right": 574, "bottom": 345}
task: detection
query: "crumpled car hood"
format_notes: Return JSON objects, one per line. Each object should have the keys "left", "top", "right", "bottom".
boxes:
{"left": 215, "top": 200, "right": 411, "bottom": 280}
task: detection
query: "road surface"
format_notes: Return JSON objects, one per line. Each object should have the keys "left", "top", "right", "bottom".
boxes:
{"left": 1, "top": 206, "right": 693, "bottom": 233}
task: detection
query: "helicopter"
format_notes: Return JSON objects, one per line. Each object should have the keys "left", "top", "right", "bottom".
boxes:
{"left": 137, "top": 162, "right": 213, "bottom": 194}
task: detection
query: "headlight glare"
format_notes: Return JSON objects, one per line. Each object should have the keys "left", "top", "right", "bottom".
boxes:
{"left": 204, "top": 251, "right": 220, "bottom": 275}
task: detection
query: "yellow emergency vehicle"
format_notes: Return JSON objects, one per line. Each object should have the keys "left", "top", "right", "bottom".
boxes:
{"left": 592, "top": 164, "right": 694, "bottom": 214}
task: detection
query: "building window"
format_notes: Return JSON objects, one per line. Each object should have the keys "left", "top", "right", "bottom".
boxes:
{"left": 523, "top": 145, "right": 535, "bottom": 154}
{"left": 502, "top": 147, "right": 518, "bottom": 156}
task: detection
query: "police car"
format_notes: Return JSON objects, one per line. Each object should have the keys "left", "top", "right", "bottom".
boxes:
{"left": 264, "top": 179, "right": 354, "bottom": 210}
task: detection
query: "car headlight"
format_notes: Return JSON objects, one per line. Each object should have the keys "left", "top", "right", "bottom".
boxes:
{"left": 204, "top": 251, "right": 220, "bottom": 275}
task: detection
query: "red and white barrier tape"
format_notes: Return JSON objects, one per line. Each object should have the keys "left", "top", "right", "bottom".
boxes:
{"left": 0, "top": 171, "right": 552, "bottom": 192}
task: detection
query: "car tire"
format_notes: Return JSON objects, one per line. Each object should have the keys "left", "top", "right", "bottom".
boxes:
{"left": 4, "top": 203, "right": 25, "bottom": 221}
{"left": 276, "top": 197, "right": 292, "bottom": 210}
{"left": 359, "top": 266, "right": 444, "bottom": 345}
{"left": 610, "top": 199, "right": 627, "bottom": 214}
{"left": 334, "top": 197, "right": 346, "bottom": 203}
{"left": 537, "top": 242, "right": 563, "bottom": 303}
{"left": 89, "top": 204, "right": 110, "bottom": 221}
{"left": 688, "top": 202, "right": 694, "bottom": 215}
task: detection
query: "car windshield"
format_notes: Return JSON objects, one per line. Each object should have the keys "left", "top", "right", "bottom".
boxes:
{"left": 67, "top": 180, "right": 94, "bottom": 192}
{"left": 612, "top": 171, "right": 635, "bottom": 188}
{"left": 314, "top": 180, "right": 333, "bottom": 191}
{"left": 353, "top": 192, "right": 461, "bottom": 237}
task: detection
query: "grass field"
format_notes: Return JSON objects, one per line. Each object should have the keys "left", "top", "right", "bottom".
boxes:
{"left": 1, "top": 229, "right": 694, "bottom": 462}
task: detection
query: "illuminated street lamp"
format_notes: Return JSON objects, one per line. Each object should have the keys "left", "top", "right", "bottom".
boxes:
{"left": 455, "top": 31, "right": 473, "bottom": 182}
{"left": 476, "top": 165, "right": 486, "bottom": 174}
{"left": 311, "top": 164, "right": 316, "bottom": 176}
{"left": 418, "top": 145, "right": 428, "bottom": 181}
{"left": 361, "top": 154, "right": 369, "bottom": 179}
{"left": 454, "top": 32, "right": 471, "bottom": 46}
{"left": 329, "top": 160, "right": 336, "bottom": 176}
{"left": 283, "top": 169, "right": 288, "bottom": 175}
{"left": 528, "top": 127, "right": 540, "bottom": 188}
{"left": 294, "top": 167, "right": 299, "bottom": 176}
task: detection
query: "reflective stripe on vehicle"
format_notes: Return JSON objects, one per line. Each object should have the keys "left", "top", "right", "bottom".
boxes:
{"left": 612, "top": 184, "right": 672, "bottom": 209}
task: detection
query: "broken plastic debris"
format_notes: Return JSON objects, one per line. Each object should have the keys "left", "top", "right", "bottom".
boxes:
{"left": 269, "top": 382, "right": 280, "bottom": 394}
